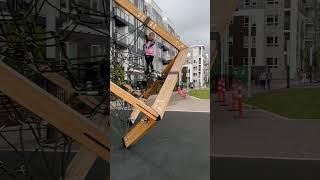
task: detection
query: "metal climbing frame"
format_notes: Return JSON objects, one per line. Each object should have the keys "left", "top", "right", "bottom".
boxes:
{"left": 111, "top": 0, "right": 189, "bottom": 148}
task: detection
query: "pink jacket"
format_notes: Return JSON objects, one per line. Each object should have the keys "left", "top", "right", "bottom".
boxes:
{"left": 144, "top": 40, "right": 155, "bottom": 56}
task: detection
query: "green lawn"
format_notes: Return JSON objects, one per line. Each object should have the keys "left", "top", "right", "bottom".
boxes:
{"left": 244, "top": 88, "right": 320, "bottom": 119}
{"left": 188, "top": 89, "right": 210, "bottom": 99}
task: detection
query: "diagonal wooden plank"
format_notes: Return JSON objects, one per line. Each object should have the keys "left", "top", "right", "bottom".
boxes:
{"left": 28, "top": 64, "right": 109, "bottom": 179}
{"left": 123, "top": 49, "right": 188, "bottom": 148}
{"left": 129, "top": 55, "right": 177, "bottom": 124}
{"left": 28, "top": 65, "right": 99, "bottom": 108}
{"left": 64, "top": 115, "right": 108, "bottom": 180}
{"left": 110, "top": 81, "right": 160, "bottom": 121}
{"left": 114, "top": 0, "right": 188, "bottom": 51}
{"left": 0, "top": 62, "right": 109, "bottom": 160}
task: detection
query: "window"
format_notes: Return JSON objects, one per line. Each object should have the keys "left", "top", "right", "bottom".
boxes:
{"left": 251, "top": 48, "right": 256, "bottom": 57}
{"left": 252, "top": 37, "right": 256, "bottom": 47}
{"left": 91, "top": 45, "right": 106, "bottom": 62}
{"left": 243, "top": 57, "right": 249, "bottom": 65}
{"left": 266, "top": 37, "right": 274, "bottom": 47}
{"left": 244, "top": 16, "right": 249, "bottom": 27}
{"left": 274, "top": 37, "right": 279, "bottom": 47}
{"left": 252, "top": 0, "right": 257, "bottom": 6}
{"left": 266, "top": 15, "right": 278, "bottom": 26}
{"left": 266, "top": 57, "right": 278, "bottom": 68}
{"left": 266, "top": 0, "right": 279, "bottom": 5}
{"left": 199, "top": 47, "right": 201, "bottom": 55}
{"left": 229, "top": 57, "right": 233, "bottom": 65}
{"left": 229, "top": 37, "right": 233, "bottom": 46}
{"left": 199, "top": 58, "right": 201, "bottom": 64}
{"left": 243, "top": 36, "right": 249, "bottom": 48}
{"left": 266, "top": 36, "right": 279, "bottom": 47}
{"left": 245, "top": 0, "right": 250, "bottom": 6}
{"left": 252, "top": 57, "right": 256, "bottom": 65}
{"left": 65, "top": 42, "right": 77, "bottom": 60}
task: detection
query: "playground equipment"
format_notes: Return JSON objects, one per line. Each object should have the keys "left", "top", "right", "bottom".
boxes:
{"left": 0, "top": 0, "right": 109, "bottom": 179}
{"left": 110, "top": 0, "right": 188, "bottom": 148}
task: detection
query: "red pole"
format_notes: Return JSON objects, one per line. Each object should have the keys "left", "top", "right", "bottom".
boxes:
{"left": 231, "top": 80, "right": 235, "bottom": 111}
{"left": 222, "top": 79, "right": 226, "bottom": 106}
{"left": 218, "top": 80, "right": 222, "bottom": 102}
{"left": 238, "top": 81, "right": 243, "bottom": 118}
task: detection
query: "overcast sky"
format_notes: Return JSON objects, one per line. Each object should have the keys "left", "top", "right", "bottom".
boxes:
{"left": 154, "top": 0, "right": 210, "bottom": 54}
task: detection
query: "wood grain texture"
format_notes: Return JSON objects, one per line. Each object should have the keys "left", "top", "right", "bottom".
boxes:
{"left": 0, "top": 62, "right": 109, "bottom": 160}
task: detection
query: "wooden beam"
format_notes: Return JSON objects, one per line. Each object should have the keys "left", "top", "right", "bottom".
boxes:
{"left": 114, "top": 0, "right": 188, "bottom": 51}
{"left": 123, "top": 49, "right": 188, "bottom": 148}
{"left": 129, "top": 56, "right": 177, "bottom": 124}
{"left": 142, "top": 55, "right": 177, "bottom": 99}
{"left": 110, "top": 81, "right": 160, "bottom": 121}
{"left": 28, "top": 65, "right": 99, "bottom": 108}
{"left": 0, "top": 62, "right": 109, "bottom": 160}
{"left": 64, "top": 115, "right": 108, "bottom": 180}
{"left": 28, "top": 65, "right": 108, "bottom": 179}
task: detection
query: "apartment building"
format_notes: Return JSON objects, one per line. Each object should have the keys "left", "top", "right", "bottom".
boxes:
{"left": 221, "top": 0, "right": 320, "bottom": 79}
{"left": 111, "top": 0, "right": 179, "bottom": 88}
{"left": 0, "top": 0, "right": 109, "bottom": 84}
{"left": 182, "top": 45, "right": 209, "bottom": 89}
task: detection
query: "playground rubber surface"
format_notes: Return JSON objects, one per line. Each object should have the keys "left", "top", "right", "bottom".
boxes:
{"left": 111, "top": 111, "right": 210, "bottom": 180}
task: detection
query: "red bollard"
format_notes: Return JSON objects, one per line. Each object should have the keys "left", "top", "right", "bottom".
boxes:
{"left": 231, "top": 80, "right": 235, "bottom": 111}
{"left": 217, "top": 80, "right": 222, "bottom": 102}
{"left": 238, "top": 82, "right": 243, "bottom": 118}
{"left": 222, "top": 79, "right": 227, "bottom": 106}
{"left": 182, "top": 89, "right": 187, "bottom": 99}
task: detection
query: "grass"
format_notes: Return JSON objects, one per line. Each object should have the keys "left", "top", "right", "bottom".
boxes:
{"left": 244, "top": 88, "right": 320, "bottom": 119}
{"left": 188, "top": 89, "right": 210, "bottom": 99}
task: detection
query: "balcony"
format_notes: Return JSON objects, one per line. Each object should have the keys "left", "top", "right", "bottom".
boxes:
{"left": 113, "top": 7, "right": 129, "bottom": 27}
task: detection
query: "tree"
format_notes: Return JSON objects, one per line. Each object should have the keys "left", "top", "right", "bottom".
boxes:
{"left": 111, "top": 64, "right": 125, "bottom": 86}
{"left": 2, "top": 13, "right": 46, "bottom": 80}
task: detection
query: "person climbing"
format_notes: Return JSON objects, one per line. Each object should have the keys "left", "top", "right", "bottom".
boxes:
{"left": 144, "top": 32, "right": 156, "bottom": 75}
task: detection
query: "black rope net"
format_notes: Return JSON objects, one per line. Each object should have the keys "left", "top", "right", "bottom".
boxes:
{"left": 0, "top": 0, "right": 108, "bottom": 179}
{"left": 109, "top": 9, "right": 178, "bottom": 145}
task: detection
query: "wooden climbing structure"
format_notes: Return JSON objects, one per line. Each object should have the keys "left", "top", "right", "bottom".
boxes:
{"left": 110, "top": 0, "right": 189, "bottom": 148}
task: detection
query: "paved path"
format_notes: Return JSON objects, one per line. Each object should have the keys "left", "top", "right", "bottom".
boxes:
{"left": 147, "top": 92, "right": 210, "bottom": 112}
{"left": 111, "top": 111, "right": 210, "bottom": 180}
{"left": 212, "top": 102, "right": 320, "bottom": 159}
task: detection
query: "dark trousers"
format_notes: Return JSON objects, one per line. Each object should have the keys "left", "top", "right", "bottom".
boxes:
{"left": 267, "top": 80, "right": 271, "bottom": 90}
{"left": 260, "top": 80, "right": 266, "bottom": 89}
{"left": 145, "top": 55, "right": 154, "bottom": 74}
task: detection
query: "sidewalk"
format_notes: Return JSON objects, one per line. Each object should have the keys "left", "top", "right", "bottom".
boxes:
{"left": 212, "top": 98, "right": 320, "bottom": 159}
